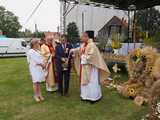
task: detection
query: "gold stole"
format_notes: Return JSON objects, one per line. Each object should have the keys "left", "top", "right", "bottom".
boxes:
{"left": 80, "top": 43, "right": 92, "bottom": 85}
{"left": 41, "top": 44, "right": 55, "bottom": 86}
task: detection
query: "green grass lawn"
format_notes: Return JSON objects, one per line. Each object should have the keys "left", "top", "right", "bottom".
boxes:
{"left": 0, "top": 58, "right": 148, "bottom": 120}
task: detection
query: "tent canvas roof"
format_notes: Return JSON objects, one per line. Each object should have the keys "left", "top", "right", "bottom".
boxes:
{"left": 90, "top": 0, "right": 160, "bottom": 10}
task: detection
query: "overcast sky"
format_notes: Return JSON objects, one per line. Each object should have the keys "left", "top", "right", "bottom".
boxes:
{"left": 0, "top": 0, "right": 60, "bottom": 32}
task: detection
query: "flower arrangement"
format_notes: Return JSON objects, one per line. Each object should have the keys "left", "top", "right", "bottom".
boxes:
{"left": 127, "top": 87, "right": 136, "bottom": 97}
{"left": 130, "top": 48, "right": 144, "bottom": 63}
{"left": 111, "top": 39, "right": 122, "bottom": 49}
{"left": 102, "top": 64, "right": 121, "bottom": 89}
{"left": 117, "top": 47, "right": 160, "bottom": 105}
{"left": 112, "top": 64, "right": 121, "bottom": 84}
{"left": 115, "top": 47, "right": 160, "bottom": 119}
{"left": 111, "top": 33, "right": 122, "bottom": 49}
{"left": 142, "top": 102, "right": 160, "bottom": 120}
{"left": 127, "top": 48, "right": 147, "bottom": 80}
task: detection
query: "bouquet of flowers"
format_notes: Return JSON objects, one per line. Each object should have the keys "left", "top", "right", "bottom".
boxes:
{"left": 111, "top": 39, "right": 122, "bottom": 49}
{"left": 111, "top": 33, "right": 122, "bottom": 49}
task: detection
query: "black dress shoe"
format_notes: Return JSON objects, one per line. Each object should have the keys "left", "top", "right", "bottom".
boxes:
{"left": 89, "top": 101, "right": 97, "bottom": 104}
{"left": 89, "top": 97, "right": 103, "bottom": 104}
{"left": 81, "top": 99, "right": 88, "bottom": 102}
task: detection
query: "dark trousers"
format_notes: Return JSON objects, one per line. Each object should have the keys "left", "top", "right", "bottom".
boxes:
{"left": 57, "top": 69, "right": 70, "bottom": 95}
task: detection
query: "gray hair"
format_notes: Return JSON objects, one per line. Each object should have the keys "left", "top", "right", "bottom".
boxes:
{"left": 30, "top": 39, "right": 39, "bottom": 48}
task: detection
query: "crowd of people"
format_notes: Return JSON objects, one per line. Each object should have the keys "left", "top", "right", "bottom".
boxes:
{"left": 27, "top": 32, "right": 110, "bottom": 103}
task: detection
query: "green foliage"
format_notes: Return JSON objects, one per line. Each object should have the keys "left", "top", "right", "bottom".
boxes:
{"left": 97, "top": 38, "right": 107, "bottom": 51}
{"left": 144, "top": 37, "right": 155, "bottom": 47}
{"left": 18, "top": 29, "right": 44, "bottom": 38}
{"left": 0, "top": 6, "right": 21, "bottom": 37}
{"left": 32, "top": 31, "right": 44, "bottom": 38}
{"left": 139, "top": 31, "right": 160, "bottom": 49}
{"left": 152, "top": 32, "right": 160, "bottom": 50}
{"left": 137, "top": 8, "right": 160, "bottom": 36}
{"left": 136, "top": 8, "right": 160, "bottom": 49}
{"left": 67, "top": 22, "right": 80, "bottom": 44}
{"left": 18, "top": 29, "right": 33, "bottom": 38}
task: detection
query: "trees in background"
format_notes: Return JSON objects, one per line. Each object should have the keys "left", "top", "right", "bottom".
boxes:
{"left": 67, "top": 22, "right": 80, "bottom": 44}
{"left": 0, "top": 6, "right": 44, "bottom": 38}
{"left": 136, "top": 7, "right": 160, "bottom": 49}
{"left": 137, "top": 8, "right": 160, "bottom": 36}
{"left": 18, "top": 29, "right": 44, "bottom": 38}
{"left": 32, "top": 31, "right": 44, "bottom": 38}
{"left": 18, "top": 29, "right": 33, "bottom": 38}
{"left": 0, "top": 6, "right": 21, "bottom": 37}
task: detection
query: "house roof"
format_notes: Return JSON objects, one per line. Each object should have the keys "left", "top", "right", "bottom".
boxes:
{"left": 99, "top": 16, "right": 128, "bottom": 32}
{"left": 90, "top": 0, "right": 160, "bottom": 10}
{"left": 44, "top": 32, "right": 58, "bottom": 36}
{"left": 107, "top": 16, "right": 128, "bottom": 27}
{"left": 44, "top": 32, "right": 60, "bottom": 38}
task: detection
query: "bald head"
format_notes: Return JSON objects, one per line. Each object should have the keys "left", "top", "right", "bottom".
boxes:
{"left": 80, "top": 32, "right": 89, "bottom": 43}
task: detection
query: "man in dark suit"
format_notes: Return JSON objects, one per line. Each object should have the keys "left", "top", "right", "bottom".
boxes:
{"left": 55, "top": 34, "right": 72, "bottom": 96}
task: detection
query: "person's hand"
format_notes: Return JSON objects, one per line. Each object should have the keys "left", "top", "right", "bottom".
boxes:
{"left": 70, "top": 49, "right": 76, "bottom": 58}
{"left": 81, "top": 55, "right": 88, "bottom": 65}
{"left": 52, "top": 52, "right": 55, "bottom": 57}
{"left": 42, "top": 64, "right": 46, "bottom": 69}
{"left": 65, "top": 48, "right": 69, "bottom": 53}
{"left": 40, "top": 64, "right": 46, "bottom": 69}
{"left": 61, "top": 57, "right": 66, "bottom": 62}
{"left": 37, "top": 64, "right": 45, "bottom": 69}
{"left": 70, "top": 49, "right": 74, "bottom": 54}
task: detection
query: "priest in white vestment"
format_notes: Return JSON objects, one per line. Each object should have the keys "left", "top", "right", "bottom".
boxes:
{"left": 72, "top": 32, "right": 110, "bottom": 102}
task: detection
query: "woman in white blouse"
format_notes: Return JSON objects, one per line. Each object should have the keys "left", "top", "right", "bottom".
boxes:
{"left": 27, "top": 39, "right": 45, "bottom": 102}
